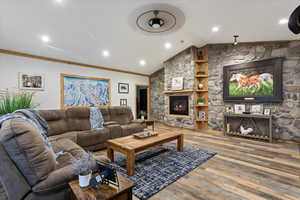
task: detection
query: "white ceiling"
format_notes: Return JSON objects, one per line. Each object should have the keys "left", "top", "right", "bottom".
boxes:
{"left": 0, "top": 0, "right": 299, "bottom": 75}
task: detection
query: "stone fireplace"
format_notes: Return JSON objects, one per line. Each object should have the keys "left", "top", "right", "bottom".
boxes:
{"left": 169, "top": 96, "right": 189, "bottom": 116}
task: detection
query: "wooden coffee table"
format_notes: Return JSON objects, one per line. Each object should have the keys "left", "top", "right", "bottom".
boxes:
{"left": 69, "top": 172, "right": 133, "bottom": 200}
{"left": 107, "top": 132, "right": 184, "bottom": 176}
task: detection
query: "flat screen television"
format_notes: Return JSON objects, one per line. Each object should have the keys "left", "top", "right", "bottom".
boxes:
{"left": 223, "top": 57, "right": 284, "bottom": 102}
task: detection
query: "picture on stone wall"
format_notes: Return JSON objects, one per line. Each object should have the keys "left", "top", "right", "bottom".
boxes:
{"left": 61, "top": 74, "right": 111, "bottom": 108}
{"left": 19, "top": 73, "right": 45, "bottom": 90}
{"left": 223, "top": 57, "right": 283, "bottom": 102}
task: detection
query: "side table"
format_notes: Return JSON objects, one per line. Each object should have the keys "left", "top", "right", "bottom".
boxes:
{"left": 143, "top": 120, "right": 155, "bottom": 131}
{"left": 69, "top": 172, "right": 133, "bottom": 200}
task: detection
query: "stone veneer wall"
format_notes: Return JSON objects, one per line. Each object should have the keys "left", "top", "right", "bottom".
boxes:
{"left": 208, "top": 42, "right": 300, "bottom": 141}
{"left": 150, "top": 68, "right": 165, "bottom": 122}
{"left": 150, "top": 47, "right": 196, "bottom": 129}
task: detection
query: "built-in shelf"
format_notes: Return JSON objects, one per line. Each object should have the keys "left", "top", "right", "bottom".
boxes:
{"left": 195, "top": 89, "right": 208, "bottom": 92}
{"left": 196, "top": 120, "right": 208, "bottom": 122}
{"left": 195, "top": 104, "right": 208, "bottom": 107}
{"left": 195, "top": 75, "right": 208, "bottom": 78}
{"left": 195, "top": 59, "right": 208, "bottom": 63}
{"left": 163, "top": 89, "right": 194, "bottom": 94}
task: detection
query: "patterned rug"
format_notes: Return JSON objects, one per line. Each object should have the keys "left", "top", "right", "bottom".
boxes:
{"left": 111, "top": 142, "right": 216, "bottom": 200}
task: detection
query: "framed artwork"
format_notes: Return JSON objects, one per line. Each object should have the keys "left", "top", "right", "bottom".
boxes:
{"left": 264, "top": 108, "right": 271, "bottom": 115}
{"left": 61, "top": 74, "right": 111, "bottom": 108}
{"left": 171, "top": 77, "right": 184, "bottom": 90}
{"left": 250, "top": 104, "right": 264, "bottom": 114}
{"left": 234, "top": 104, "right": 246, "bottom": 114}
{"left": 120, "top": 99, "right": 128, "bottom": 106}
{"left": 223, "top": 57, "right": 283, "bottom": 102}
{"left": 19, "top": 73, "right": 45, "bottom": 90}
{"left": 118, "top": 83, "right": 129, "bottom": 94}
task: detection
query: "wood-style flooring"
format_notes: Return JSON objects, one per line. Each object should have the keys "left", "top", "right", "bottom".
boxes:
{"left": 132, "top": 123, "right": 300, "bottom": 200}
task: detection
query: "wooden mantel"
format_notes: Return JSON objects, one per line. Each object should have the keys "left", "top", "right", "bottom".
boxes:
{"left": 162, "top": 89, "right": 194, "bottom": 94}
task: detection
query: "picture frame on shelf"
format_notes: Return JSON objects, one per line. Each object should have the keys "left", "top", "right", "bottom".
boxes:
{"left": 171, "top": 77, "right": 184, "bottom": 90}
{"left": 120, "top": 99, "right": 127, "bottom": 106}
{"left": 118, "top": 83, "right": 129, "bottom": 94}
{"left": 19, "top": 73, "right": 45, "bottom": 90}
{"left": 264, "top": 108, "right": 271, "bottom": 115}
{"left": 234, "top": 104, "right": 246, "bottom": 114}
{"left": 250, "top": 104, "right": 264, "bottom": 114}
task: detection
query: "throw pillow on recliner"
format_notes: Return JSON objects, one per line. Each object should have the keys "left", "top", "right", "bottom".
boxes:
{"left": 0, "top": 119, "right": 56, "bottom": 186}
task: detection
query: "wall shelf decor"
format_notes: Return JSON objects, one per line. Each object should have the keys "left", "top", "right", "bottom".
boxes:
{"left": 194, "top": 46, "right": 209, "bottom": 130}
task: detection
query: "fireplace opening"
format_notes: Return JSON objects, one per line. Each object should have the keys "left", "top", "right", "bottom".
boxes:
{"left": 169, "top": 96, "right": 189, "bottom": 115}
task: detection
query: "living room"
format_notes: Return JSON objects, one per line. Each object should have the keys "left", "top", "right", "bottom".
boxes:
{"left": 0, "top": 1, "right": 300, "bottom": 200}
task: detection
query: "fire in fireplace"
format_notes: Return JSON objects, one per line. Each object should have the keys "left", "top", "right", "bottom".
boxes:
{"left": 169, "top": 96, "right": 189, "bottom": 115}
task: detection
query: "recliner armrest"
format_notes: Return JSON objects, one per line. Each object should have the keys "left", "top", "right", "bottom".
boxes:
{"left": 32, "top": 165, "right": 76, "bottom": 194}
{"left": 103, "top": 121, "right": 119, "bottom": 126}
{"left": 131, "top": 119, "right": 144, "bottom": 124}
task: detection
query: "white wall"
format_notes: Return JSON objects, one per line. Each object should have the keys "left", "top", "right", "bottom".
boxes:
{"left": 0, "top": 54, "right": 149, "bottom": 118}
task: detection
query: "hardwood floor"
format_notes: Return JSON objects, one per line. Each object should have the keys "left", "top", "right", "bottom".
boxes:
{"left": 133, "top": 123, "right": 300, "bottom": 200}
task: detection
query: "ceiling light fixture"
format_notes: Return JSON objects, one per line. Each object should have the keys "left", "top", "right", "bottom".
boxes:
{"left": 233, "top": 35, "right": 239, "bottom": 45}
{"left": 139, "top": 60, "right": 146, "bottom": 66}
{"left": 102, "top": 50, "right": 110, "bottom": 57}
{"left": 55, "top": 0, "right": 63, "bottom": 3}
{"left": 212, "top": 26, "right": 220, "bottom": 32}
{"left": 148, "top": 10, "right": 165, "bottom": 29}
{"left": 41, "top": 35, "right": 50, "bottom": 43}
{"left": 165, "top": 42, "right": 172, "bottom": 49}
{"left": 279, "top": 18, "right": 288, "bottom": 24}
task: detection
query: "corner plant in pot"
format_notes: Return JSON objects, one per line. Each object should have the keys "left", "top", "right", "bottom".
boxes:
{"left": 72, "top": 152, "right": 95, "bottom": 187}
{"left": 140, "top": 110, "right": 147, "bottom": 120}
{"left": 0, "top": 90, "right": 36, "bottom": 116}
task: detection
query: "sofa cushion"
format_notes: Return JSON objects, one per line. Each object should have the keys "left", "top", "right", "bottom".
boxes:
{"left": 66, "top": 108, "right": 91, "bottom": 131}
{"left": 77, "top": 128, "right": 110, "bottom": 147}
{"left": 99, "top": 107, "right": 110, "bottom": 122}
{"left": 121, "top": 123, "right": 144, "bottom": 137}
{"left": 0, "top": 119, "right": 56, "bottom": 186}
{"left": 109, "top": 106, "right": 134, "bottom": 125}
{"left": 39, "top": 110, "right": 69, "bottom": 136}
{"left": 49, "top": 131, "right": 78, "bottom": 145}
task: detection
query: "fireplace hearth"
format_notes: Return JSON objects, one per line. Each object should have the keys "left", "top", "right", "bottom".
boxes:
{"left": 169, "top": 96, "right": 189, "bottom": 116}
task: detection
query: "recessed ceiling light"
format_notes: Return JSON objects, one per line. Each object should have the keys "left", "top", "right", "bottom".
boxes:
{"left": 212, "top": 26, "right": 220, "bottom": 33}
{"left": 41, "top": 35, "right": 50, "bottom": 43}
{"left": 55, "top": 0, "right": 63, "bottom": 3}
{"left": 164, "top": 42, "right": 172, "bottom": 49}
{"left": 279, "top": 18, "right": 288, "bottom": 25}
{"left": 139, "top": 60, "right": 146, "bottom": 66}
{"left": 102, "top": 50, "right": 110, "bottom": 57}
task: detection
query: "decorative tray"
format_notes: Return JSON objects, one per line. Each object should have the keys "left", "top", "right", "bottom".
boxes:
{"left": 133, "top": 131, "right": 158, "bottom": 139}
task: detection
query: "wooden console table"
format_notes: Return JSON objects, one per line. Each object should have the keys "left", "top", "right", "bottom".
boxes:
{"left": 224, "top": 113, "right": 273, "bottom": 142}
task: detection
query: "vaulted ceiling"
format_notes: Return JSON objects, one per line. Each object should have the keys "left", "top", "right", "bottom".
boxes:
{"left": 0, "top": 0, "right": 299, "bottom": 74}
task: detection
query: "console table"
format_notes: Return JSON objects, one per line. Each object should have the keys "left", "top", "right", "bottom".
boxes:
{"left": 224, "top": 113, "right": 273, "bottom": 142}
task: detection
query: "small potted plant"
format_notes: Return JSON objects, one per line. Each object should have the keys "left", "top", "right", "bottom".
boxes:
{"left": 140, "top": 110, "right": 147, "bottom": 120}
{"left": 197, "top": 98, "right": 205, "bottom": 105}
{"left": 72, "top": 152, "right": 95, "bottom": 187}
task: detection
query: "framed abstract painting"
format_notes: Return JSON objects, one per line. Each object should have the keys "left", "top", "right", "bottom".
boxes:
{"left": 61, "top": 74, "right": 111, "bottom": 108}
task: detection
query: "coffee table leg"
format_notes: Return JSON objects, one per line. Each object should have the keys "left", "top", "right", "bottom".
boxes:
{"left": 107, "top": 146, "right": 114, "bottom": 162}
{"left": 127, "top": 151, "right": 135, "bottom": 176}
{"left": 177, "top": 135, "right": 184, "bottom": 152}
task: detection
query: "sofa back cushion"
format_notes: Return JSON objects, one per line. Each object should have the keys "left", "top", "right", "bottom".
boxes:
{"left": 39, "top": 110, "right": 69, "bottom": 136}
{"left": 109, "top": 106, "right": 133, "bottom": 125}
{"left": 66, "top": 108, "right": 91, "bottom": 131}
{"left": 0, "top": 119, "right": 56, "bottom": 186}
{"left": 99, "top": 107, "right": 110, "bottom": 122}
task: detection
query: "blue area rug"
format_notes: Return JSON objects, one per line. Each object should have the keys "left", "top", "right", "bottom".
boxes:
{"left": 111, "top": 142, "right": 216, "bottom": 200}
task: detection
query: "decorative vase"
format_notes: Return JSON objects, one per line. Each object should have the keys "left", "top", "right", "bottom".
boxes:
{"left": 141, "top": 116, "right": 145, "bottom": 120}
{"left": 198, "top": 83, "right": 204, "bottom": 89}
{"left": 79, "top": 171, "right": 92, "bottom": 187}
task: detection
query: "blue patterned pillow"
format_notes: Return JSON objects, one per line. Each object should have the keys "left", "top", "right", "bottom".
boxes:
{"left": 90, "top": 107, "right": 104, "bottom": 130}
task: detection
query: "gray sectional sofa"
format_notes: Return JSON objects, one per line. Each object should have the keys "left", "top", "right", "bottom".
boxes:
{"left": 0, "top": 106, "right": 144, "bottom": 200}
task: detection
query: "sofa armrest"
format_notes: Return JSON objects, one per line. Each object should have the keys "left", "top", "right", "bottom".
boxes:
{"left": 32, "top": 165, "right": 76, "bottom": 194}
{"left": 103, "top": 121, "right": 119, "bottom": 126}
{"left": 131, "top": 119, "right": 144, "bottom": 124}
